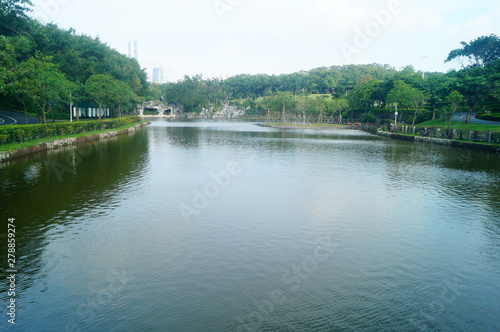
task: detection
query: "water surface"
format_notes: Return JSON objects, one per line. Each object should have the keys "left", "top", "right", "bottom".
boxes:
{"left": 1, "top": 120, "right": 499, "bottom": 331}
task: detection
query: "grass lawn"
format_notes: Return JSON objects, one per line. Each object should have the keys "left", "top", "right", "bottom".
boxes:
{"left": 416, "top": 119, "right": 500, "bottom": 132}
{"left": 0, "top": 121, "right": 148, "bottom": 152}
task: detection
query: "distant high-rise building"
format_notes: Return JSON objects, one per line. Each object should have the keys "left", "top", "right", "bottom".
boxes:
{"left": 134, "top": 40, "right": 139, "bottom": 61}
{"left": 128, "top": 40, "right": 139, "bottom": 62}
{"left": 153, "top": 67, "right": 164, "bottom": 84}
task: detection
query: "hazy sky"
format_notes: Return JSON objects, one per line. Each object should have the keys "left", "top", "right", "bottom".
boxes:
{"left": 30, "top": 0, "right": 499, "bottom": 82}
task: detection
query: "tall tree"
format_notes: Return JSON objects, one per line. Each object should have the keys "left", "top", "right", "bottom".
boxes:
{"left": 408, "top": 88, "right": 427, "bottom": 126}
{"left": 422, "top": 74, "right": 454, "bottom": 120}
{"left": 16, "top": 56, "right": 75, "bottom": 124}
{"left": 445, "top": 34, "right": 500, "bottom": 68}
{"left": 0, "top": 0, "right": 32, "bottom": 35}
{"left": 263, "top": 92, "right": 297, "bottom": 123}
{"left": 347, "top": 79, "right": 382, "bottom": 113}
{"left": 163, "top": 75, "right": 209, "bottom": 112}
{"left": 112, "top": 80, "right": 140, "bottom": 117}
{"left": 85, "top": 74, "right": 120, "bottom": 120}
{"left": 386, "top": 80, "right": 413, "bottom": 123}
{"left": 452, "top": 68, "right": 487, "bottom": 123}
{"left": 324, "top": 98, "right": 348, "bottom": 124}
{"left": 0, "top": 35, "right": 31, "bottom": 94}
{"left": 445, "top": 90, "right": 465, "bottom": 129}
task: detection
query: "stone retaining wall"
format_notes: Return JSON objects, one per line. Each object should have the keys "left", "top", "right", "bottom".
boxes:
{"left": 377, "top": 131, "right": 500, "bottom": 152}
{"left": 0, "top": 122, "right": 149, "bottom": 162}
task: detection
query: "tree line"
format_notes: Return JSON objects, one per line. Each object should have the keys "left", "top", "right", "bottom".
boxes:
{"left": 2, "top": 1, "right": 499, "bottom": 125}
{"left": 0, "top": 0, "right": 147, "bottom": 123}
{"left": 151, "top": 35, "right": 500, "bottom": 125}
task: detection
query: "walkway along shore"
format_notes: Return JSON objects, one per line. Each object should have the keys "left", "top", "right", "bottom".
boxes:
{"left": 0, "top": 122, "right": 150, "bottom": 162}
{"left": 377, "top": 130, "right": 500, "bottom": 153}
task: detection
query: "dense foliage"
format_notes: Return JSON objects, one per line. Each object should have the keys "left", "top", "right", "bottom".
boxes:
{"left": 0, "top": 116, "right": 141, "bottom": 144}
{"left": 2, "top": 1, "right": 499, "bottom": 126}
{"left": 156, "top": 35, "right": 500, "bottom": 125}
{"left": 0, "top": 0, "right": 147, "bottom": 123}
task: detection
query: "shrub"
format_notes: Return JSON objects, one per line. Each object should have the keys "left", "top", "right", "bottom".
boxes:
{"left": 0, "top": 117, "right": 141, "bottom": 145}
{"left": 476, "top": 113, "right": 500, "bottom": 122}
{"left": 360, "top": 113, "right": 377, "bottom": 123}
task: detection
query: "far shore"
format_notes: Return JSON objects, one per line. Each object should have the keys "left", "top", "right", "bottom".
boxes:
{"left": 257, "top": 123, "right": 375, "bottom": 130}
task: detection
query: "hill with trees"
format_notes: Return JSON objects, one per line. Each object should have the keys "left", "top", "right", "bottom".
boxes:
{"left": 152, "top": 35, "right": 500, "bottom": 125}
{"left": 0, "top": 0, "right": 147, "bottom": 123}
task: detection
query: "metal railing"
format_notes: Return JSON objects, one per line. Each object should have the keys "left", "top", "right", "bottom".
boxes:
{"left": 382, "top": 125, "right": 500, "bottom": 144}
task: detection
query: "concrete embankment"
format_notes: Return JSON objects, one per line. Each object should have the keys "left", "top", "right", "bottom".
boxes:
{"left": 377, "top": 131, "right": 500, "bottom": 152}
{"left": 0, "top": 122, "right": 150, "bottom": 162}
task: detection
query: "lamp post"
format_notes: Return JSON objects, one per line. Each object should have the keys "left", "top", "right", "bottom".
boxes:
{"left": 394, "top": 103, "right": 398, "bottom": 130}
{"left": 422, "top": 55, "right": 427, "bottom": 80}
{"left": 69, "top": 94, "right": 73, "bottom": 122}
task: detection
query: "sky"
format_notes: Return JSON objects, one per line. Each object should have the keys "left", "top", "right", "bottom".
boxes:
{"left": 30, "top": 0, "right": 499, "bottom": 82}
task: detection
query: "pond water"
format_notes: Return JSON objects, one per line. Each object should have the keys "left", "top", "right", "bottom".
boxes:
{"left": 1, "top": 120, "right": 499, "bottom": 331}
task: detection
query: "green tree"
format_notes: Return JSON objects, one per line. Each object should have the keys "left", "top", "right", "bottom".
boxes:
{"left": 0, "top": 36, "right": 17, "bottom": 95}
{"left": 491, "top": 81, "right": 500, "bottom": 102}
{"left": 305, "top": 96, "right": 326, "bottom": 121}
{"left": 324, "top": 98, "right": 349, "bottom": 124}
{"left": 452, "top": 68, "right": 487, "bottom": 123}
{"left": 0, "top": 0, "right": 32, "bottom": 35}
{"left": 263, "top": 92, "right": 297, "bottom": 123}
{"left": 146, "top": 83, "right": 163, "bottom": 101}
{"left": 408, "top": 88, "right": 427, "bottom": 126}
{"left": 85, "top": 74, "right": 120, "bottom": 120}
{"left": 347, "top": 79, "right": 382, "bottom": 113}
{"left": 70, "top": 83, "right": 88, "bottom": 122}
{"left": 163, "top": 75, "right": 209, "bottom": 112}
{"left": 445, "top": 90, "right": 465, "bottom": 128}
{"left": 16, "top": 56, "right": 75, "bottom": 124}
{"left": 422, "top": 74, "right": 454, "bottom": 120}
{"left": 445, "top": 34, "right": 500, "bottom": 68}
{"left": 112, "top": 80, "right": 140, "bottom": 117}
{"left": 206, "top": 77, "right": 225, "bottom": 108}
{"left": 31, "top": 23, "right": 148, "bottom": 96}
{"left": 387, "top": 80, "right": 413, "bottom": 123}
{"left": 0, "top": 35, "right": 31, "bottom": 95}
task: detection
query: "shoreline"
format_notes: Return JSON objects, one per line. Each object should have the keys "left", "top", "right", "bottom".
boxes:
{"left": 257, "top": 123, "right": 375, "bottom": 130}
{"left": 0, "top": 122, "right": 150, "bottom": 162}
{"left": 376, "top": 131, "right": 500, "bottom": 152}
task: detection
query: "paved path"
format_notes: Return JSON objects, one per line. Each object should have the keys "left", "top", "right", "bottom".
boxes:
{"left": 0, "top": 109, "right": 39, "bottom": 125}
{"left": 452, "top": 112, "right": 500, "bottom": 125}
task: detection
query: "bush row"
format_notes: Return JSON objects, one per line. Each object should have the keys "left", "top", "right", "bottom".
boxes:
{"left": 0, "top": 116, "right": 142, "bottom": 145}
{"left": 476, "top": 113, "right": 500, "bottom": 122}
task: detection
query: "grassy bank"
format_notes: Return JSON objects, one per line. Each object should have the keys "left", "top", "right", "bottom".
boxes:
{"left": 1, "top": 121, "right": 148, "bottom": 152}
{"left": 416, "top": 119, "right": 500, "bottom": 132}
{"left": 0, "top": 116, "right": 143, "bottom": 145}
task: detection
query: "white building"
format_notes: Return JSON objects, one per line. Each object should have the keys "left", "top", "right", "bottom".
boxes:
{"left": 153, "top": 67, "right": 164, "bottom": 83}
{"left": 73, "top": 103, "right": 110, "bottom": 118}
{"left": 128, "top": 40, "right": 139, "bottom": 62}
